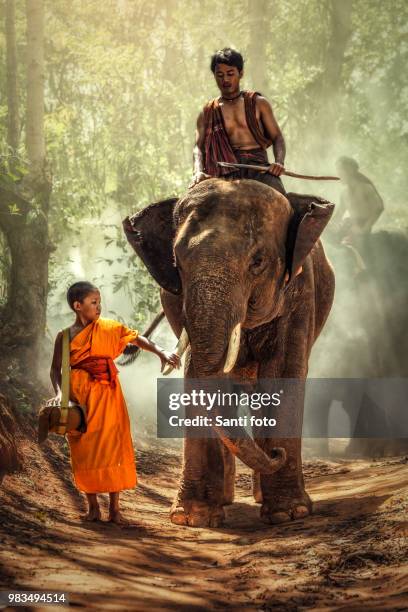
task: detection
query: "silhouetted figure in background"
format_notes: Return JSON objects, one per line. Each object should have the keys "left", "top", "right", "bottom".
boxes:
{"left": 335, "top": 156, "right": 384, "bottom": 244}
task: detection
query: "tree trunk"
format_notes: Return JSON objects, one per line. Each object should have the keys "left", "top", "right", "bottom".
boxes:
{"left": 0, "top": 0, "right": 51, "bottom": 386}
{"left": 26, "top": 0, "right": 46, "bottom": 173}
{"left": 320, "top": 0, "right": 353, "bottom": 137}
{"left": 247, "top": 0, "right": 270, "bottom": 95}
{"left": 0, "top": 189, "right": 50, "bottom": 376}
{"left": 308, "top": 0, "right": 353, "bottom": 157}
{"left": 6, "top": 0, "right": 20, "bottom": 153}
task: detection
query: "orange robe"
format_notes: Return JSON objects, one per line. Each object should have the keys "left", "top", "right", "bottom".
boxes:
{"left": 67, "top": 317, "right": 138, "bottom": 494}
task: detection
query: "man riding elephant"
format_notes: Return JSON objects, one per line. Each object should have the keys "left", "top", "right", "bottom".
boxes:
{"left": 122, "top": 48, "right": 336, "bottom": 528}
{"left": 189, "top": 47, "right": 286, "bottom": 195}
{"left": 334, "top": 156, "right": 384, "bottom": 244}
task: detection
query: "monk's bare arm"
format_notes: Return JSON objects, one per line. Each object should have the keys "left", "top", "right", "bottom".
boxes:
{"left": 258, "top": 97, "right": 286, "bottom": 176}
{"left": 50, "top": 331, "right": 63, "bottom": 397}
{"left": 130, "top": 335, "right": 180, "bottom": 370}
{"left": 189, "top": 110, "right": 210, "bottom": 188}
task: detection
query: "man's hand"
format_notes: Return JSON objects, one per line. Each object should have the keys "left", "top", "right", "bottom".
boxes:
{"left": 268, "top": 162, "right": 285, "bottom": 177}
{"left": 188, "top": 171, "right": 211, "bottom": 189}
{"left": 160, "top": 351, "right": 181, "bottom": 373}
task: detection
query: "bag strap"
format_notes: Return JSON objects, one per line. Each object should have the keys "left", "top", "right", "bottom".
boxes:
{"left": 56, "top": 328, "right": 71, "bottom": 434}
{"left": 61, "top": 328, "right": 70, "bottom": 407}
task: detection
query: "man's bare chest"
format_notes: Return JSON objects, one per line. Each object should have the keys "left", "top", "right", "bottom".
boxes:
{"left": 216, "top": 96, "right": 266, "bottom": 146}
{"left": 346, "top": 184, "right": 372, "bottom": 211}
{"left": 220, "top": 99, "right": 249, "bottom": 131}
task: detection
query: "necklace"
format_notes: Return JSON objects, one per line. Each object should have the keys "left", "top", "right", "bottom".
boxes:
{"left": 221, "top": 91, "right": 242, "bottom": 102}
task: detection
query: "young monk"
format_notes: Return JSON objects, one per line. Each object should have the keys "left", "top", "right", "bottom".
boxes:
{"left": 50, "top": 281, "right": 180, "bottom": 525}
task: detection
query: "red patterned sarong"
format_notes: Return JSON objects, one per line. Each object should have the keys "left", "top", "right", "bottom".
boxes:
{"left": 203, "top": 90, "right": 273, "bottom": 177}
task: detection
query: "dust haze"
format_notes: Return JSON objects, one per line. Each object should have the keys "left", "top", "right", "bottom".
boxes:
{"left": 37, "top": 1, "right": 408, "bottom": 447}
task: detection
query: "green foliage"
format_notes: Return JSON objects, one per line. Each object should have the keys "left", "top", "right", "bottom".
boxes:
{"left": 0, "top": 151, "right": 28, "bottom": 188}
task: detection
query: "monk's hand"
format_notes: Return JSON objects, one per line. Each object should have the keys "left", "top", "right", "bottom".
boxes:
{"left": 160, "top": 351, "right": 181, "bottom": 372}
{"left": 46, "top": 392, "right": 62, "bottom": 407}
{"left": 188, "top": 171, "right": 211, "bottom": 189}
{"left": 268, "top": 162, "right": 285, "bottom": 177}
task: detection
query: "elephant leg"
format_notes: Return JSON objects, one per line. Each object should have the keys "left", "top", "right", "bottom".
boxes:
{"left": 170, "top": 436, "right": 226, "bottom": 528}
{"left": 221, "top": 443, "right": 235, "bottom": 505}
{"left": 170, "top": 363, "right": 226, "bottom": 527}
{"left": 170, "top": 364, "right": 225, "bottom": 527}
{"left": 259, "top": 436, "right": 312, "bottom": 524}
{"left": 253, "top": 471, "right": 262, "bottom": 503}
{"left": 352, "top": 392, "right": 387, "bottom": 452}
{"left": 254, "top": 363, "right": 312, "bottom": 524}
{"left": 171, "top": 437, "right": 233, "bottom": 527}
{"left": 207, "top": 437, "right": 231, "bottom": 514}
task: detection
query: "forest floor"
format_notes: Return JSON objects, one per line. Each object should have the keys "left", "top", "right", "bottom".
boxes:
{"left": 0, "top": 422, "right": 408, "bottom": 612}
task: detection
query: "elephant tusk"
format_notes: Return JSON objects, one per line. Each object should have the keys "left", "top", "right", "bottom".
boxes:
{"left": 223, "top": 323, "right": 241, "bottom": 373}
{"left": 162, "top": 327, "right": 190, "bottom": 375}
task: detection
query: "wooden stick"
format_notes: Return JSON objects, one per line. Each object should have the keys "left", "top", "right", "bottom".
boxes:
{"left": 217, "top": 161, "right": 340, "bottom": 181}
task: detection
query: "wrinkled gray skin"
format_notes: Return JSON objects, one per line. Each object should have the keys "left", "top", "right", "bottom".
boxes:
{"left": 125, "top": 179, "right": 335, "bottom": 527}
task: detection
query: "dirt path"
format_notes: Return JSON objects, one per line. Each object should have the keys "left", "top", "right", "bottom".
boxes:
{"left": 1, "top": 431, "right": 407, "bottom": 611}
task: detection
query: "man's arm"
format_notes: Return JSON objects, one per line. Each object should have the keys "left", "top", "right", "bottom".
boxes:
{"left": 359, "top": 183, "right": 384, "bottom": 233}
{"left": 333, "top": 190, "right": 347, "bottom": 224}
{"left": 189, "top": 110, "right": 211, "bottom": 188}
{"left": 258, "top": 97, "right": 286, "bottom": 176}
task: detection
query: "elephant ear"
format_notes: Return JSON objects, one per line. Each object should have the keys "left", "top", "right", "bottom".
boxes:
{"left": 123, "top": 197, "right": 182, "bottom": 295}
{"left": 285, "top": 193, "right": 335, "bottom": 280}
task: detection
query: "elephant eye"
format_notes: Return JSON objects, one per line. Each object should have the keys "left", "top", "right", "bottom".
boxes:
{"left": 251, "top": 251, "right": 264, "bottom": 266}
{"left": 250, "top": 251, "right": 266, "bottom": 274}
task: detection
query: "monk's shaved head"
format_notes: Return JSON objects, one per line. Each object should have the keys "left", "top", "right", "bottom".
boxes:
{"left": 67, "top": 281, "right": 98, "bottom": 310}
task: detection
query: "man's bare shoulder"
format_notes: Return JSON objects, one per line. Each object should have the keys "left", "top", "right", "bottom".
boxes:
{"left": 356, "top": 180, "right": 382, "bottom": 201}
{"left": 203, "top": 95, "right": 218, "bottom": 108}
{"left": 255, "top": 95, "right": 273, "bottom": 111}
{"left": 196, "top": 108, "right": 205, "bottom": 128}
{"left": 197, "top": 98, "right": 215, "bottom": 118}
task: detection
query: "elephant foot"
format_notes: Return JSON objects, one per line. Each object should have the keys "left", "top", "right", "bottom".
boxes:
{"left": 170, "top": 500, "right": 225, "bottom": 528}
{"left": 221, "top": 481, "right": 235, "bottom": 506}
{"left": 260, "top": 489, "right": 312, "bottom": 525}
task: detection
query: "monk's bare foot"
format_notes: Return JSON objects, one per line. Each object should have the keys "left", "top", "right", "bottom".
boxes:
{"left": 82, "top": 507, "right": 101, "bottom": 522}
{"left": 108, "top": 510, "right": 132, "bottom": 526}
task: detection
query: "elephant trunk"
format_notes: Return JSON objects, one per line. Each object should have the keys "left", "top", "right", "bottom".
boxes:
{"left": 214, "top": 425, "right": 287, "bottom": 474}
{"left": 183, "top": 274, "right": 286, "bottom": 475}
{"left": 184, "top": 273, "right": 241, "bottom": 375}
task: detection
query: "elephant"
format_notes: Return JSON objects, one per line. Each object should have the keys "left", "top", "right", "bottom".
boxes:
{"left": 123, "top": 178, "right": 335, "bottom": 527}
{"left": 306, "top": 228, "right": 408, "bottom": 458}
